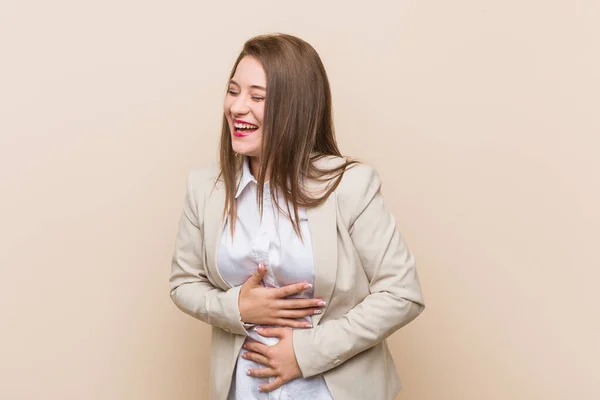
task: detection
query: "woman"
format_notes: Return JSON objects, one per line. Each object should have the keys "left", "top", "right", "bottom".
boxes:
{"left": 170, "top": 33, "right": 425, "bottom": 400}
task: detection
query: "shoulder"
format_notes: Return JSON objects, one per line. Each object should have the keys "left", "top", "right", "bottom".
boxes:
{"left": 338, "top": 162, "right": 381, "bottom": 193}
{"left": 313, "top": 155, "right": 381, "bottom": 194}
{"left": 320, "top": 156, "right": 383, "bottom": 224}
{"left": 187, "top": 162, "right": 221, "bottom": 192}
{"left": 183, "top": 162, "right": 222, "bottom": 211}
{"left": 312, "top": 154, "right": 378, "bottom": 180}
{"left": 180, "top": 163, "right": 222, "bottom": 221}
{"left": 338, "top": 161, "right": 381, "bottom": 204}
{"left": 311, "top": 154, "right": 381, "bottom": 194}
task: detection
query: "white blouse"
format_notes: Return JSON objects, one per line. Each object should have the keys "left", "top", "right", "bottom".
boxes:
{"left": 218, "top": 157, "right": 333, "bottom": 400}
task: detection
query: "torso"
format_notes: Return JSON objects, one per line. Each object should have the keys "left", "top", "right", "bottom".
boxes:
{"left": 217, "top": 158, "right": 333, "bottom": 400}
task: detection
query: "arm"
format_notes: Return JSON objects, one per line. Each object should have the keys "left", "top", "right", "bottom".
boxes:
{"left": 293, "top": 165, "right": 425, "bottom": 378}
{"left": 169, "top": 170, "right": 249, "bottom": 336}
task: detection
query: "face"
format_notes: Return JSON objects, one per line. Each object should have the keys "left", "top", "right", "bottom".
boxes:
{"left": 224, "top": 56, "right": 266, "bottom": 158}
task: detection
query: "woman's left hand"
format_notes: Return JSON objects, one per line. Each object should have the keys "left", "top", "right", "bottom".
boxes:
{"left": 242, "top": 327, "right": 302, "bottom": 392}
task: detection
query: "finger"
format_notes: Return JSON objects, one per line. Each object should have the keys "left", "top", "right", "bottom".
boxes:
{"left": 259, "top": 377, "right": 285, "bottom": 393}
{"left": 242, "top": 351, "right": 269, "bottom": 366}
{"left": 247, "top": 367, "right": 277, "bottom": 378}
{"left": 276, "top": 298, "right": 326, "bottom": 309}
{"left": 273, "top": 282, "right": 312, "bottom": 299}
{"left": 277, "top": 308, "right": 322, "bottom": 319}
{"left": 246, "top": 263, "right": 267, "bottom": 286}
{"left": 256, "top": 327, "right": 287, "bottom": 338}
{"left": 271, "top": 318, "right": 313, "bottom": 329}
{"left": 243, "top": 341, "right": 270, "bottom": 356}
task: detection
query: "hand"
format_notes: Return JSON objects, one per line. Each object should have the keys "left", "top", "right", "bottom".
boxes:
{"left": 239, "top": 264, "right": 326, "bottom": 328}
{"left": 242, "top": 327, "right": 302, "bottom": 392}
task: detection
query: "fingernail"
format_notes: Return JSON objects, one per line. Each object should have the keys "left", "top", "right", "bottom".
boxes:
{"left": 305, "top": 323, "right": 313, "bottom": 328}
{"left": 314, "top": 310, "right": 322, "bottom": 314}
{"left": 242, "top": 353, "right": 247, "bottom": 358}
{"left": 246, "top": 369, "right": 251, "bottom": 376}
{"left": 317, "top": 301, "right": 326, "bottom": 306}
{"left": 303, "top": 284, "right": 313, "bottom": 290}
{"left": 258, "top": 388, "right": 263, "bottom": 392}
{"left": 255, "top": 327, "right": 262, "bottom": 332}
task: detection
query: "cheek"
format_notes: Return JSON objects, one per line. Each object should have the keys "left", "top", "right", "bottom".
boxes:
{"left": 256, "top": 105, "right": 265, "bottom": 124}
{"left": 223, "top": 98, "right": 233, "bottom": 116}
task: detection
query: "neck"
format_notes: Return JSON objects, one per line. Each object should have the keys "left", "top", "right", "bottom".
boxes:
{"left": 249, "top": 156, "right": 271, "bottom": 182}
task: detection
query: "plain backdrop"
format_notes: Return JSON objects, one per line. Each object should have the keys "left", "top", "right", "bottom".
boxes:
{"left": 1, "top": 1, "right": 599, "bottom": 399}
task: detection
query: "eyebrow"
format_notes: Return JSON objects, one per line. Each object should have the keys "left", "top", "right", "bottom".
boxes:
{"left": 229, "top": 79, "right": 266, "bottom": 91}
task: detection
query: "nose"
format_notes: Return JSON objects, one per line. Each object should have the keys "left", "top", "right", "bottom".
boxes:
{"left": 230, "top": 95, "right": 250, "bottom": 116}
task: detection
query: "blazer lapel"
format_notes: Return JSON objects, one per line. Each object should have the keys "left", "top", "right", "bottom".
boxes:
{"left": 307, "top": 191, "right": 338, "bottom": 326}
{"left": 203, "top": 179, "right": 231, "bottom": 291}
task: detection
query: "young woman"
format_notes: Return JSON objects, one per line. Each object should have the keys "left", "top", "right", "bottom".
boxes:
{"left": 170, "top": 33, "right": 425, "bottom": 400}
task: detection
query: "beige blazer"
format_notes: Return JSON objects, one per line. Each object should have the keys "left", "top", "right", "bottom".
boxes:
{"left": 170, "top": 157, "right": 425, "bottom": 400}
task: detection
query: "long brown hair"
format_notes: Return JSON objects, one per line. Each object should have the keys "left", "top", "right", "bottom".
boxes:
{"left": 219, "top": 33, "right": 357, "bottom": 236}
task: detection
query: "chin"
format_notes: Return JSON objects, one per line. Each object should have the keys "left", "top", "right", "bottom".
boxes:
{"left": 231, "top": 142, "right": 260, "bottom": 158}
{"left": 231, "top": 135, "right": 261, "bottom": 157}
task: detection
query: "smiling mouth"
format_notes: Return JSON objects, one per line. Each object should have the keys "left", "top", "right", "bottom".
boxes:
{"left": 233, "top": 122, "right": 259, "bottom": 137}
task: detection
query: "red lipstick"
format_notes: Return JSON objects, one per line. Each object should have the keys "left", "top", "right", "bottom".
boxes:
{"left": 232, "top": 119, "right": 259, "bottom": 137}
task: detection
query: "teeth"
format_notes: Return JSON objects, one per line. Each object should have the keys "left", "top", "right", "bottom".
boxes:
{"left": 234, "top": 123, "right": 258, "bottom": 129}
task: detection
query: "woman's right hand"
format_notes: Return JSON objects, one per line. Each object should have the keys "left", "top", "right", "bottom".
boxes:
{"left": 239, "top": 263, "right": 326, "bottom": 328}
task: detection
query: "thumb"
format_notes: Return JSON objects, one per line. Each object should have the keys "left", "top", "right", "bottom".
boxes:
{"left": 247, "top": 263, "right": 266, "bottom": 286}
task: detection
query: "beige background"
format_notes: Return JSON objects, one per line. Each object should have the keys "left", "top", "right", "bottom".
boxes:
{"left": 1, "top": 0, "right": 599, "bottom": 399}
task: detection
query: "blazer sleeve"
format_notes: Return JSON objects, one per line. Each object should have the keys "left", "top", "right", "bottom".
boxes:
{"left": 293, "top": 164, "right": 425, "bottom": 378}
{"left": 169, "top": 169, "right": 249, "bottom": 336}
